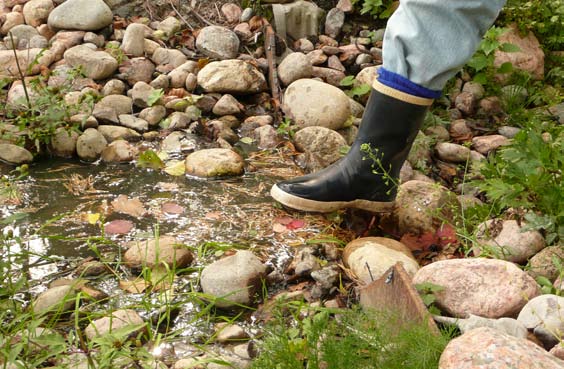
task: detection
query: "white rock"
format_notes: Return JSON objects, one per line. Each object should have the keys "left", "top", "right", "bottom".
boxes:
{"left": 293, "top": 126, "right": 348, "bottom": 167}
{"left": 343, "top": 237, "right": 419, "bottom": 284}
{"left": 64, "top": 45, "right": 118, "bottom": 80}
{"left": 517, "top": 294, "right": 564, "bottom": 347}
{"left": 76, "top": 128, "right": 107, "bottom": 161}
{"left": 23, "top": 0, "right": 54, "bottom": 27}
{"left": 185, "top": 148, "right": 244, "bottom": 178}
{"left": 212, "top": 94, "right": 242, "bottom": 116}
{"left": 278, "top": 52, "right": 313, "bottom": 86}
{"left": 196, "top": 26, "right": 240, "bottom": 60}
{"left": 121, "top": 23, "right": 146, "bottom": 57}
{"left": 48, "top": 0, "right": 113, "bottom": 31}
{"left": 197, "top": 59, "right": 267, "bottom": 94}
{"left": 282, "top": 79, "right": 351, "bottom": 130}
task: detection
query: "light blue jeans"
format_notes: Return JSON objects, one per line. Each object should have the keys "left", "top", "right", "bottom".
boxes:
{"left": 382, "top": 0, "right": 507, "bottom": 92}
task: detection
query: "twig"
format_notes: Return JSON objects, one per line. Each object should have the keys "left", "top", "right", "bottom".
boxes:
{"left": 264, "top": 24, "right": 281, "bottom": 123}
{"left": 8, "top": 32, "right": 31, "bottom": 109}
{"left": 186, "top": 4, "right": 216, "bottom": 27}
{"left": 169, "top": 0, "right": 194, "bottom": 31}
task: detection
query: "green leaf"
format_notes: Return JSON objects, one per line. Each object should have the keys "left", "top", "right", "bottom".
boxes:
{"left": 340, "top": 75, "right": 356, "bottom": 87}
{"left": 499, "top": 43, "right": 521, "bottom": 53}
{"left": 481, "top": 38, "right": 499, "bottom": 55}
{"left": 147, "top": 88, "right": 164, "bottom": 107}
{"left": 472, "top": 73, "right": 488, "bottom": 85}
{"left": 535, "top": 276, "right": 553, "bottom": 288}
{"left": 240, "top": 137, "right": 255, "bottom": 144}
{"left": 163, "top": 160, "right": 185, "bottom": 176}
{"left": 137, "top": 150, "right": 164, "bottom": 170}
{"left": 497, "top": 62, "right": 514, "bottom": 74}
{"left": 467, "top": 54, "right": 489, "bottom": 72}
{"left": 350, "top": 84, "right": 371, "bottom": 97}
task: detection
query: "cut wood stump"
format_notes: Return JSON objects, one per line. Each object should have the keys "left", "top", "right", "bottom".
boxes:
{"left": 359, "top": 262, "right": 439, "bottom": 334}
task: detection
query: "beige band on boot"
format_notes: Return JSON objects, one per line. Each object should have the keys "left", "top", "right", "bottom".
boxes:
{"left": 372, "top": 80, "right": 434, "bottom": 106}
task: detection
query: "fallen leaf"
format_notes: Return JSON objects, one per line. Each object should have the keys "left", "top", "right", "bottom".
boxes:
{"left": 162, "top": 202, "right": 185, "bottom": 215}
{"left": 164, "top": 160, "right": 185, "bottom": 176}
{"left": 111, "top": 195, "right": 146, "bottom": 217}
{"left": 119, "top": 278, "right": 149, "bottom": 293}
{"left": 205, "top": 211, "right": 222, "bottom": 220}
{"left": 105, "top": 219, "right": 134, "bottom": 235}
{"left": 286, "top": 219, "right": 305, "bottom": 230}
{"left": 87, "top": 213, "right": 100, "bottom": 225}
{"left": 272, "top": 223, "right": 287, "bottom": 233}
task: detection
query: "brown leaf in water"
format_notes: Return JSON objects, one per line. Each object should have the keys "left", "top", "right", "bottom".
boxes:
{"left": 111, "top": 195, "right": 146, "bottom": 217}
{"left": 161, "top": 202, "right": 185, "bottom": 215}
{"left": 205, "top": 211, "right": 222, "bottom": 220}
{"left": 105, "top": 219, "right": 134, "bottom": 235}
{"left": 119, "top": 278, "right": 149, "bottom": 293}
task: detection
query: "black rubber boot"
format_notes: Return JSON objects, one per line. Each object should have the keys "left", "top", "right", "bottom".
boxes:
{"left": 270, "top": 81, "right": 433, "bottom": 213}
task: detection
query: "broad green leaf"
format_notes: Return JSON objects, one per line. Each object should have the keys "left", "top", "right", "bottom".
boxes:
{"left": 497, "top": 62, "right": 514, "bottom": 74}
{"left": 137, "top": 150, "right": 164, "bottom": 170}
{"left": 499, "top": 43, "right": 521, "bottom": 53}
{"left": 467, "top": 54, "right": 489, "bottom": 72}
{"left": 164, "top": 160, "right": 186, "bottom": 176}
{"left": 240, "top": 137, "right": 255, "bottom": 144}
{"left": 340, "top": 75, "right": 356, "bottom": 87}
{"left": 147, "top": 89, "right": 164, "bottom": 107}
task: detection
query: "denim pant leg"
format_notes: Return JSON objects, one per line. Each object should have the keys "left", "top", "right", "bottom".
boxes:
{"left": 382, "top": 0, "right": 507, "bottom": 91}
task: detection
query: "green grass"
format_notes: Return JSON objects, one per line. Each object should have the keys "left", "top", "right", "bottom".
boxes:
{"left": 251, "top": 303, "right": 455, "bottom": 369}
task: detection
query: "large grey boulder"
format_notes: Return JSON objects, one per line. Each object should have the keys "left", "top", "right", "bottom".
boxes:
{"left": 48, "top": 0, "right": 113, "bottom": 31}
{"left": 0, "top": 144, "right": 33, "bottom": 164}
{"left": 64, "top": 45, "right": 118, "bottom": 80}
{"left": 76, "top": 128, "right": 108, "bottom": 161}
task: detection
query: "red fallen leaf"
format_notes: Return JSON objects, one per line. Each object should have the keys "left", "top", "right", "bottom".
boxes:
{"left": 286, "top": 219, "right": 306, "bottom": 230}
{"left": 105, "top": 220, "right": 134, "bottom": 235}
{"left": 274, "top": 217, "right": 294, "bottom": 225}
{"left": 161, "top": 202, "right": 185, "bottom": 215}
{"left": 436, "top": 224, "right": 459, "bottom": 247}
{"left": 400, "top": 232, "right": 439, "bottom": 252}
{"left": 273, "top": 223, "right": 287, "bottom": 233}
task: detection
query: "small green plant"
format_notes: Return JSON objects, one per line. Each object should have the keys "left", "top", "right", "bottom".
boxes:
{"left": 352, "top": 0, "right": 397, "bottom": 19}
{"left": 465, "top": 26, "right": 520, "bottom": 88}
{"left": 105, "top": 42, "right": 127, "bottom": 64}
{"left": 340, "top": 75, "right": 371, "bottom": 99}
{"left": 276, "top": 117, "right": 295, "bottom": 139}
{"left": 360, "top": 143, "right": 398, "bottom": 195}
{"left": 472, "top": 114, "right": 563, "bottom": 244}
{"left": 415, "top": 282, "right": 445, "bottom": 315}
{"left": 251, "top": 303, "right": 454, "bottom": 369}
{"left": 147, "top": 88, "right": 164, "bottom": 107}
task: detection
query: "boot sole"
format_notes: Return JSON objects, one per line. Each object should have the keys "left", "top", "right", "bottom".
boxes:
{"left": 270, "top": 184, "right": 395, "bottom": 213}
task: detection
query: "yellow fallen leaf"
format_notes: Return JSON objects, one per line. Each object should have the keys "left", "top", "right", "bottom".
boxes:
{"left": 87, "top": 213, "right": 101, "bottom": 225}
{"left": 157, "top": 151, "right": 169, "bottom": 161}
{"left": 164, "top": 160, "right": 186, "bottom": 176}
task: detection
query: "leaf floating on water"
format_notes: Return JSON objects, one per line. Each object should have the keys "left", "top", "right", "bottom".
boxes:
{"left": 111, "top": 195, "right": 146, "bottom": 218}
{"left": 286, "top": 219, "right": 306, "bottom": 230}
{"left": 161, "top": 202, "right": 185, "bottom": 215}
{"left": 87, "top": 213, "right": 101, "bottom": 225}
{"left": 137, "top": 150, "right": 165, "bottom": 170}
{"left": 164, "top": 160, "right": 185, "bottom": 176}
{"left": 119, "top": 278, "right": 149, "bottom": 293}
{"left": 273, "top": 217, "right": 306, "bottom": 232}
{"left": 105, "top": 219, "right": 134, "bottom": 235}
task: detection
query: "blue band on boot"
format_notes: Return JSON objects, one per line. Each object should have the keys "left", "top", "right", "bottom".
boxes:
{"left": 377, "top": 68, "right": 442, "bottom": 99}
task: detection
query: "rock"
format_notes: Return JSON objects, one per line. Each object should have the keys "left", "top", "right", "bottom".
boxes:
{"left": 296, "top": 38, "right": 315, "bottom": 53}
{"left": 336, "top": 0, "right": 353, "bottom": 12}
{"left": 518, "top": 294, "right": 564, "bottom": 347}
{"left": 293, "top": 126, "right": 348, "bottom": 167}
{"left": 462, "top": 81, "right": 485, "bottom": 100}
{"left": 185, "top": 73, "right": 198, "bottom": 91}
{"left": 475, "top": 219, "right": 546, "bottom": 263}
{"left": 413, "top": 258, "right": 540, "bottom": 318}
{"left": 494, "top": 24, "right": 544, "bottom": 80}
{"left": 0, "top": 143, "right": 33, "bottom": 164}
{"left": 102, "top": 79, "right": 127, "bottom": 96}
{"left": 118, "top": 57, "right": 156, "bottom": 85}
{"left": 23, "top": 0, "right": 53, "bottom": 27}
{"left": 121, "top": 23, "right": 146, "bottom": 57}
{"left": 325, "top": 8, "right": 345, "bottom": 38}
{"left": 282, "top": 79, "right": 351, "bottom": 130}
{"left": 97, "top": 95, "right": 133, "bottom": 115}
{"left": 29, "top": 35, "right": 48, "bottom": 48}
{"left": 479, "top": 96, "right": 504, "bottom": 116}
{"left": 327, "top": 55, "right": 346, "bottom": 72}
{"left": 7, "top": 24, "right": 39, "bottom": 46}
{"left": 343, "top": 237, "right": 419, "bottom": 284}
{"left": 252, "top": 125, "right": 280, "bottom": 149}
{"left": 196, "top": 26, "right": 240, "bottom": 60}
{"left": 50, "top": 128, "right": 79, "bottom": 158}
{"left": 311, "top": 66, "right": 346, "bottom": 87}
{"left": 119, "top": 114, "right": 149, "bottom": 132}
{"left": 528, "top": 246, "right": 564, "bottom": 281}
{"left": 455, "top": 91, "right": 477, "bottom": 116}
{"left": 124, "top": 236, "right": 194, "bottom": 269}
{"left": 472, "top": 134, "right": 510, "bottom": 154}
{"left": 139, "top": 105, "right": 167, "bottom": 126}
{"left": 355, "top": 53, "right": 373, "bottom": 65}
{"left": 498, "top": 125, "right": 521, "bottom": 138}
{"left": 75, "top": 260, "right": 107, "bottom": 277}
{"left": 240, "top": 8, "right": 253, "bottom": 22}
{"left": 97, "top": 125, "right": 141, "bottom": 143}
{"left": 151, "top": 47, "right": 187, "bottom": 69}
{"left": 48, "top": 0, "right": 113, "bottom": 31}
{"left": 439, "top": 327, "right": 564, "bottom": 369}
{"left": 101, "top": 140, "right": 137, "bottom": 162}
{"left": 64, "top": 45, "right": 118, "bottom": 80}
{"left": 76, "top": 128, "right": 107, "bottom": 161}
{"left": 550, "top": 345, "right": 564, "bottom": 361}
{"left": 0, "top": 48, "right": 49, "bottom": 77}
{"left": 168, "top": 112, "right": 193, "bottom": 130}
{"left": 549, "top": 102, "right": 564, "bottom": 125}
{"left": 221, "top": 3, "right": 242, "bottom": 23}
{"left": 157, "top": 16, "right": 180, "bottom": 36}
{"left": 307, "top": 49, "right": 328, "bottom": 65}
{"left": 200, "top": 250, "right": 266, "bottom": 308}
{"left": 197, "top": 59, "right": 267, "bottom": 94}
{"left": 435, "top": 142, "right": 471, "bottom": 163}
{"left": 84, "top": 309, "right": 145, "bottom": 341}
{"left": 424, "top": 125, "right": 450, "bottom": 141}
{"left": 355, "top": 65, "right": 379, "bottom": 86}
{"left": 216, "top": 323, "right": 248, "bottom": 343}
{"left": 131, "top": 81, "right": 157, "bottom": 108}
{"left": 290, "top": 247, "right": 321, "bottom": 277}
{"left": 1, "top": 12, "right": 24, "bottom": 35}
{"left": 396, "top": 180, "right": 459, "bottom": 235}
{"left": 212, "top": 94, "right": 243, "bottom": 116}
{"left": 33, "top": 285, "right": 76, "bottom": 315}
{"left": 185, "top": 148, "right": 244, "bottom": 178}
{"left": 278, "top": 52, "right": 313, "bottom": 86}
{"left": 83, "top": 32, "right": 105, "bottom": 48}
{"left": 435, "top": 314, "right": 528, "bottom": 339}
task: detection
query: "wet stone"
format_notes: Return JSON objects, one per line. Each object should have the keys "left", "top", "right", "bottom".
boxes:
{"left": 101, "top": 140, "right": 138, "bottom": 163}
{"left": 123, "top": 236, "right": 194, "bottom": 269}
{"left": 33, "top": 285, "right": 76, "bottom": 315}
{"left": 84, "top": 309, "right": 145, "bottom": 341}
{"left": 0, "top": 143, "right": 33, "bottom": 164}
{"left": 76, "top": 128, "right": 108, "bottom": 161}
{"left": 185, "top": 148, "right": 244, "bottom": 178}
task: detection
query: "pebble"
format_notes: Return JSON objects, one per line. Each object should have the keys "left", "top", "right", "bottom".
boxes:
{"left": 48, "top": 0, "right": 113, "bottom": 31}
{"left": 76, "top": 128, "right": 107, "bottom": 161}
{"left": 185, "top": 148, "right": 244, "bottom": 178}
{"left": 33, "top": 285, "right": 76, "bottom": 315}
{"left": 84, "top": 309, "right": 145, "bottom": 340}
{"left": 324, "top": 8, "right": 345, "bottom": 38}
{"left": 64, "top": 45, "right": 118, "bottom": 80}
{"left": 472, "top": 134, "right": 511, "bottom": 154}
{"left": 121, "top": 23, "right": 146, "bottom": 57}
{"left": 101, "top": 140, "right": 137, "bottom": 162}
{"left": 0, "top": 143, "right": 34, "bottom": 164}
{"left": 197, "top": 59, "right": 267, "bottom": 94}
{"left": 278, "top": 52, "right": 313, "bottom": 86}
{"left": 50, "top": 127, "right": 79, "bottom": 158}
{"left": 196, "top": 26, "right": 240, "bottom": 60}
{"left": 528, "top": 246, "right": 564, "bottom": 281}
{"left": 216, "top": 323, "right": 248, "bottom": 343}
{"left": 123, "top": 236, "right": 194, "bottom": 269}
{"left": 435, "top": 142, "right": 471, "bottom": 163}
{"left": 212, "top": 94, "right": 243, "bottom": 116}
{"left": 517, "top": 294, "right": 564, "bottom": 347}
{"left": 293, "top": 126, "right": 348, "bottom": 167}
